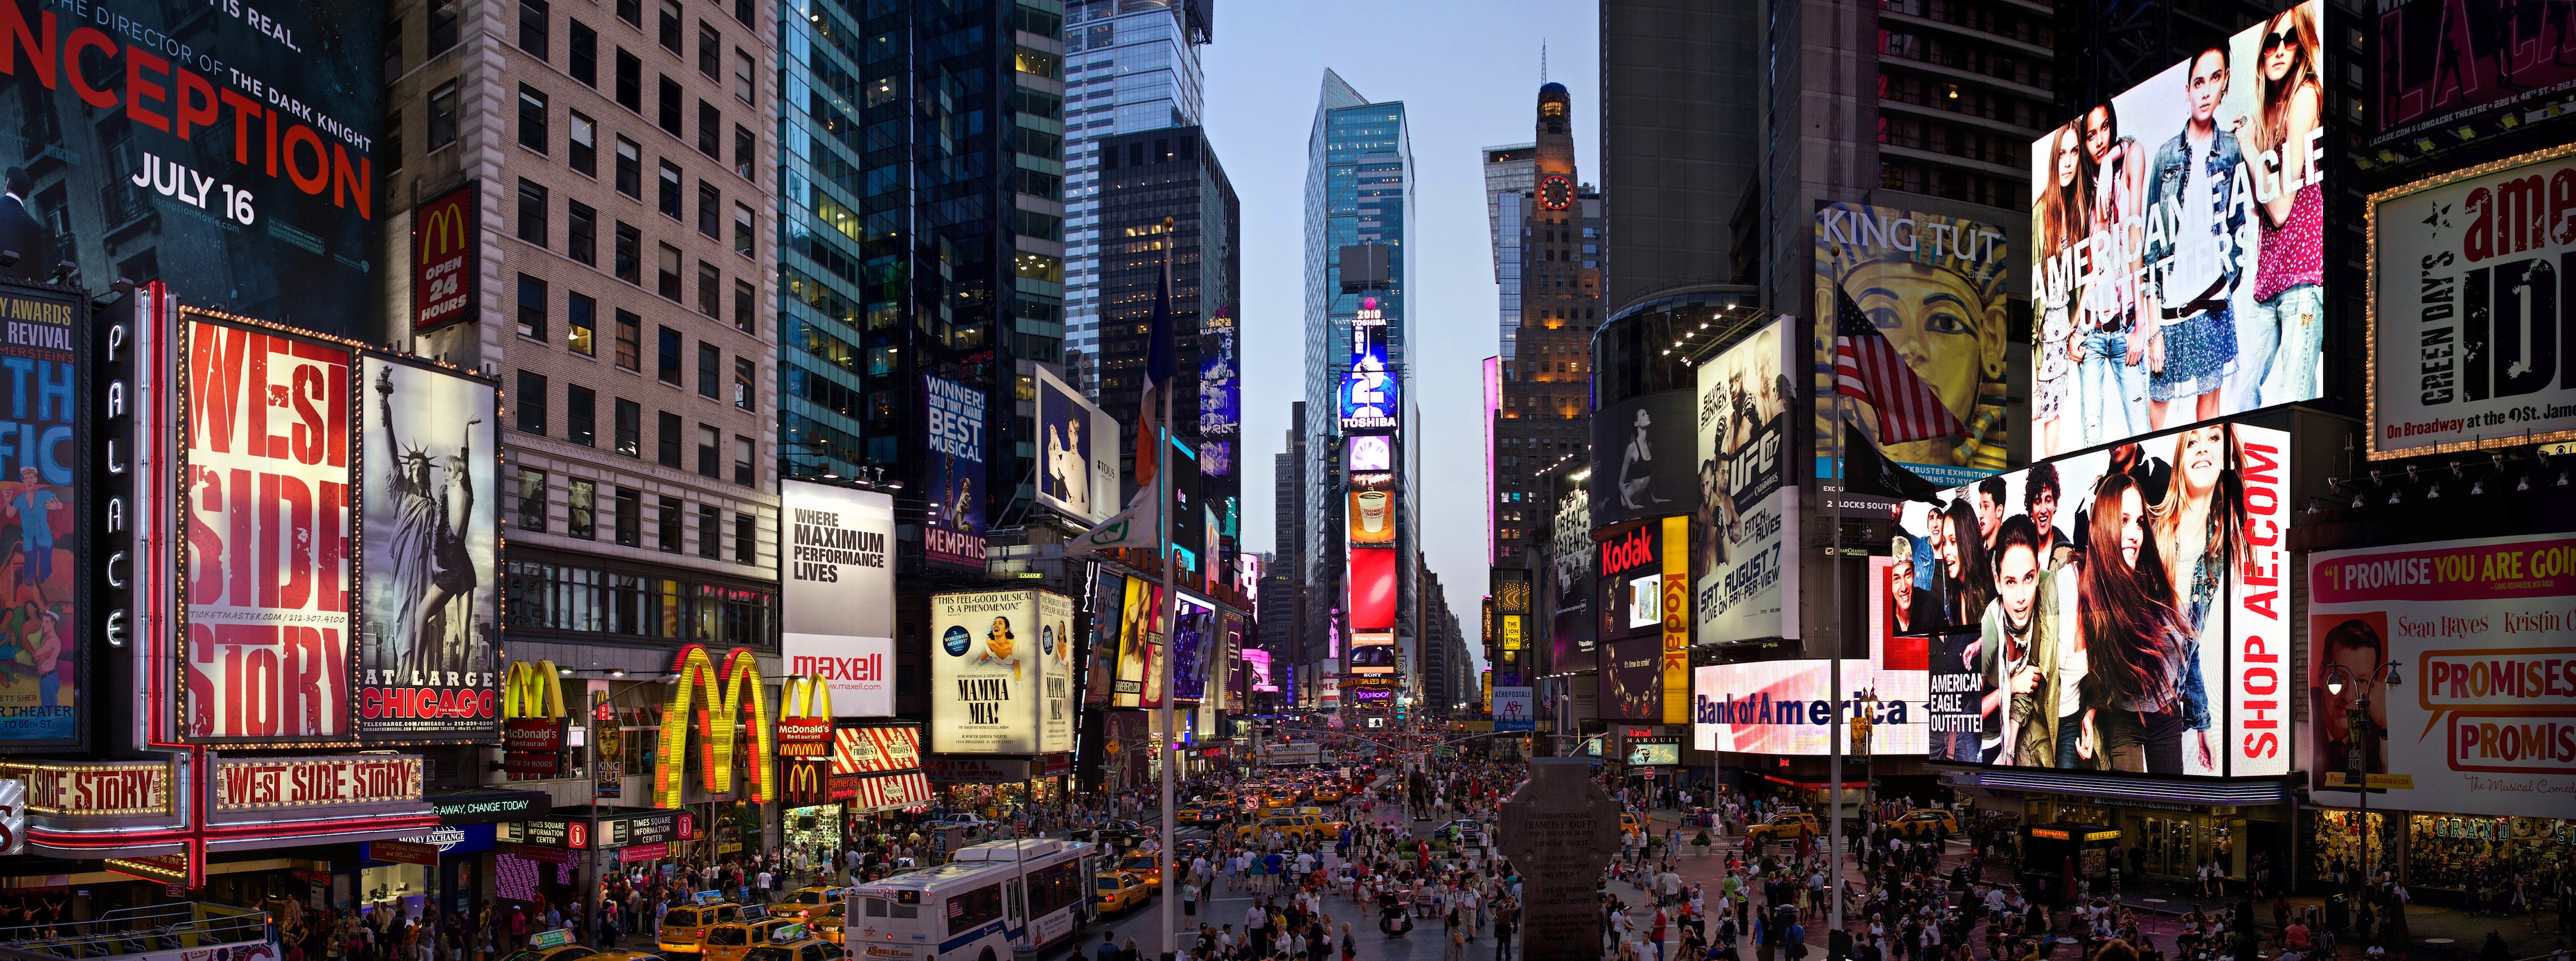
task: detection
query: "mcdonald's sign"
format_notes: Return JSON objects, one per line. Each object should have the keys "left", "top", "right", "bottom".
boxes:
{"left": 412, "top": 183, "right": 481, "bottom": 334}
{"left": 501, "top": 660, "right": 565, "bottom": 777}
{"left": 776, "top": 678, "right": 833, "bottom": 759}
{"left": 653, "top": 645, "right": 774, "bottom": 809}
{"left": 781, "top": 757, "right": 828, "bottom": 806}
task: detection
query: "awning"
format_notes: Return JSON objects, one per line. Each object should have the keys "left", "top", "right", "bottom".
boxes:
{"left": 848, "top": 771, "right": 932, "bottom": 813}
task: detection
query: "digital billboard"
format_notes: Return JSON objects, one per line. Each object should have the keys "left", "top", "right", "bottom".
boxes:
{"left": 1590, "top": 391, "right": 1694, "bottom": 531}
{"left": 1692, "top": 660, "right": 1928, "bottom": 756}
{"left": 1814, "top": 202, "right": 2013, "bottom": 487}
{"left": 1035, "top": 366, "right": 1119, "bottom": 524}
{"left": 1348, "top": 491, "right": 1395, "bottom": 546}
{"left": 1200, "top": 312, "right": 1239, "bottom": 439}
{"left": 2368, "top": 143, "right": 2576, "bottom": 459}
{"left": 1171, "top": 592, "right": 1214, "bottom": 704}
{"left": 923, "top": 375, "right": 987, "bottom": 570}
{"left": 1347, "top": 434, "right": 1393, "bottom": 473}
{"left": 2375, "top": 0, "right": 2576, "bottom": 146}
{"left": 1349, "top": 546, "right": 1396, "bottom": 631}
{"left": 357, "top": 357, "right": 497, "bottom": 741}
{"left": 2307, "top": 534, "right": 2576, "bottom": 818}
{"left": 1493, "top": 686, "right": 1534, "bottom": 731}
{"left": 1547, "top": 470, "right": 1596, "bottom": 668}
{"left": 1244, "top": 648, "right": 1277, "bottom": 693}
{"left": 930, "top": 589, "right": 1072, "bottom": 754}
{"left": 1340, "top": 299, "right": 1398, "bottom": 433}
{"left": 1349, "top": 631, "right": 1396, "bottom": 677}
{"left": 1695, "top": 317, "right": 1797, "bottom": 644}
{"left": 1082, "top": 567, "right": 1123, "bottom": 707}
{"left": 780, "top": 479, "right": 896, "bottom": 717}
{"left": 1601, "top": 637, "right": 1663, "bottom": 722}
{"left": 0, "top": 283, "right": 79, "bottom": 748}
{"left": 1890, "top": 420, "right": 2291, "bottom": 776}
{"left": 0, "top": 0, "right": 382, "bottom": 336}
{"left": 2028, "top": 0, "right": 2325, "bottom": 460}
{"left": 1112, "top": 576, "right": 1162, "bottom": 709}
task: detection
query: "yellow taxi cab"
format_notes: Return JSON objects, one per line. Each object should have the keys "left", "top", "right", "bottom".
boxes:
{"left": 1620, "top": 813, "right": 1643, "bottom": 836}
{"left": 659, "top": 897, "right": 747, "bottom": 955}
{"left": 1095, "top": 871, "right": 1152, "bottom": 914}
{"left": 1747, "top": 813, "right": 1821, "bottom": 843}
{"left": 738, "top": 922, "right": 842, "bottom": 961}
{"left": 1310, "top": 784, "right": 1344, "bottom": 804}
{"left": 501, "top": 931, "right": 670, "bottom": 961}
{"left": 1114, "top": 852, "right": 1168, "bottom": 888}
{"left": 1262, "top": 792, "right": 1291, "bottom": 809}
{"left": 1235, "top": 815, "right": 1309, "bottom": 843}
{"left": 1295, "top": 808, "right": 1348, "bottom": 834}
{"left": 1892, "top": 809, "right": 1958, "bottom": 837}
{"left": 806, "top": 902, "right": 848, "bottom": 946}
{"left": 704, "top": 912, "right": 803, "bottom": 961}
{"left": 776, "top": 888, "right": 845, "bottom": 920}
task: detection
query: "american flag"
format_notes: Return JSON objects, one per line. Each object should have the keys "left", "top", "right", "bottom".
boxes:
{"left": 1833, "top": 285, "right": 1964, "bottom": 445}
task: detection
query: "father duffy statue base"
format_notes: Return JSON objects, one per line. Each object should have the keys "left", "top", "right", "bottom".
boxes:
{"left": 1495, "top": 758, "right": 1624, "bottom": 961}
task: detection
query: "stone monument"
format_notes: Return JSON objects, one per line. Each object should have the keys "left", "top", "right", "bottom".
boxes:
{"left": 1495, "top": 757, "right": 1623, "bottom": 961}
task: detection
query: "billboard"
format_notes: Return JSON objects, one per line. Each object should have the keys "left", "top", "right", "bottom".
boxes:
{"left": 1035, "top": 366, "right": 1118, "bottom": 524}
{"left": 1890, "top": 420, "right": 2291, "bottom": 775}
{"left": 1112, "top": 576, "right": 1163, "bottom": 709}
{"left": 1590, "top": 391, "right": 1694, "bottom": 531}
{"left": 357, "top": 357, "right": 498, "bottom": 741}
{"left": 1171, "top": 592, "right": 1214, "bottom": 703}
{"left": 1696, "top": 317, "right": 1797, "bottom": 644}
{"left": 2028, "top": 0, "right": 2326, "bottom": 460}
{"left": 1245, "top": 648, "right": 1276, "bottom": 693}
{"left": 1200, "top": 312, "right": 1239, "bottom": 439}
{"left": 1549, "top": 470, "right": 1596, "bottom": 667}
{"left": 411, "top": 184, "right": 479, "bottom": 335}
{"left": 930, "top": 590, "right": 1072, "bottom": 754}
{"left": 2307, "top": 534, "right": 2576, "bottom": 817}
{"left": 2376, "top": 0, "right": 2576, "bottom": 146}
{"left": 780, "top": 480, "right": 896, "bottom": 717}
{"left": 1083, "top": 567, "right": 1123, "bottom": 707}
{"left": 1601, "top": 637, "right": 1663, "bottom": 721}
{"left": 923, "top": 375, "right": 987, "bottom": 570}
{"left": 1340, "top": 299, "right": 1398, "bottom": 432}
{"left": 1814, "top": 202, "right": 2012, "bottom": 488}
{"left": 1349, "top": 631, "right": 1396, "bottom": 677}
{"left": 1492, "top": 686, "right": 1535, "bottom": 732}
{"left": 1926, "top": 629, "right": 1984, "bottom": 764}
{"left": 1349, "top": 546, "right": 1396, "bottom": 631}
{"left": 0, "top": 284, "right": 79, "bottom": 748}
{"left": 2369, "top": 143, "right": 2576, "bottom": 459}
{"left": 183, "top": 317, "right": 352, "bottom": 742}
{"left": 1691, "top": 660, "right": 1928, "bottom": 756}
{"left": 0, "top": 0, "right": 382, "bottom": 335}
{"left": 1347, "top": 491, "right": 1395, "bottom": 546}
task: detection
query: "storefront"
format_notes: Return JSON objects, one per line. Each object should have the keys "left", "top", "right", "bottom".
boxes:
{"left": 497, "top": 806, "right": 689, "bottom": 910}
{"left": 833, "top": 723, "right": 929, "bottom": 845}
{"left": 1944, "top": 770, "right": 2295, "bottom": 896}
{"left": 2301, "top": 809, "right": 2573, "bottom": 910}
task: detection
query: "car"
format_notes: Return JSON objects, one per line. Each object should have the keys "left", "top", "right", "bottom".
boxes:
{"left": 806, "top": 903, "right": 847, "bottom": 946}
{"left": 501, "top": 934, "right": 669, "bottom": 961}
{"left": 1295, "top": 808, "right": 1348, "bottom": 833}
{"left": 1747, "top": 813, "right": 1821, "bottom": 843}
{"left": 1620, "top": 813, "right": 1643, "bottom": 836}
{"left": 703, "top": 914, "right": 801, "bottom": 961}
{"left": 1096, "top": 872, "right": 1153, "bottom": 913}
{"left": 1311, "top": 785, "right": 1344, "bottom": 804}
{"left": 1071, "top": 820, "right": 1151, "bottom": 849}
{"left": 1236, "top": 815, "right": 1309, "bottom": 843}
{"left": 738, "top": 925, "right": 842, "bottom": 961}
{"left": 658, "top": 903, "right": 747, "bottom": 955}
{"left": 775, "top": 888, "right": 844, "bottom": 920}
{"left": 1114, "top": 852, "right": 1169, "bottom": 885}
{"left": 1892, "top": 809, "right": 1958, "bottom": 837}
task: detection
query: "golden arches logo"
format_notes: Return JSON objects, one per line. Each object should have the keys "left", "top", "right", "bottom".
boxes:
{"left": 418, "top": 201, "right": 470, "bottom": 262}
{"left": 783, "top": 676, "right": 833, "bottom": 721}
{"left": 783, "top": 760, "right": 824, "bottom": 800}
{"left": 653, "top": 645, "right": 774, "bottom": 809}
{"left": 502, "top": 660, "right": 565, "bottom": 720}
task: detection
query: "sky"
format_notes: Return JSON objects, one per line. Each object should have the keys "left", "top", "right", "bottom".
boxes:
{"left": 1202, "top": 2, "right": 1601, "bottom": 664}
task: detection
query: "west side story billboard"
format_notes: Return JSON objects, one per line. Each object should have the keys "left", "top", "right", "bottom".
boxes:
{"left": 0, "top": 0, "right": 382, "bottom": 335}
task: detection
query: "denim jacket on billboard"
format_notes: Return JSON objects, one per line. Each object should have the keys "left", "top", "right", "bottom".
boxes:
{"left": 2140, "top": 127, "right": 2247, "bottom": 314}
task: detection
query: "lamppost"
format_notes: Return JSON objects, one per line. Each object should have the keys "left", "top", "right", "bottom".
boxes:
{"left": 2322, "top": 660, "right": 2403, "bottom": 915}
{"left": 1851, "top": 687, "right": 1878, "bottom": 821}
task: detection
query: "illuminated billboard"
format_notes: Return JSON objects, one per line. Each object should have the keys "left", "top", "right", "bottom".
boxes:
{"left": 1547, "top": 470, "right": 1596, "bottom": 668}
{"left": 1349, "top": 631, "right": 1396, "bottom": 677}
{"left": 1200, "top": 312, "right": 1240, "bottom": 439}
{"left": 923, "top": 376, "right": 987, "bottom": 570}
{"left": 1590, "top": 391, "right": 1694, "bottom": 531}
{"left": 2028, "top": 0, "right": 2325, "bottom": 459}
{"left": 1112, "top": 576, "right": 1162, "bottom": 709}
{"left": 1814, "top": 202, "right": 2012, "bottom": 488}
{"left": 1035, "top": 366, "right": 1120, "bottom": 524}
{"left": 1695, "top": 317, "right": 1797, "bottom": 644}
{"left": 1346, "top": 434, "right": 1393, "bottom": 473}
{"left": 357, "top": 357, "right": 499, "bottom": 741}
{"left": 930, "top": 590, "right": 1074, "bottom": 755}
{"left": 0, "top": 283, "right": 80, "bottom": 749}
{"left": 1347, "top": 491, "right": 1395, "bottom": 546}
{"left": 781, "top": 480, "right": 896, "bottom": 717}
{"left": 1171, "top": 592, "right": 1215, "bottom": 703}
{"left": 1349, "top": 546, "right": 1396, "bottom": 631}
{"left": 1245, "top": 648, "right": 1277, "bottom": 693}
{"left": 1339, "top": 298, "right": 1398, "bottom": 432}
{"left": 2376, "top": 0, "right": 2576, "bottom": 146}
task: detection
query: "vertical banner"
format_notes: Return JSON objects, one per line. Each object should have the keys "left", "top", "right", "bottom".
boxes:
{"left": 591, "top": 689, "right": 623, "bottom": 798}
{"left": 1084, "top": 568, "right": 1125, "bottom": 707}
{"left": 182, "top": 318, "right": 351, "bottom": 742}
{"left": 2228, "top": 423, "right": 2291, "bottom": 776}
{"left": 411, "top": 184, "right": 481, "bottom": 335}
{"left": 1040, "top": 590, "right": 1074, "bottom": 754}
{"left": 1694, "top": 317, "right": 1796, "bottom": 644}
{"left": 358, "top": 358, "right": 499, "bottom": 740}
{"left": 0, "top": 284, "right": 81, "bottom": 746}
{"left": 1660, "top": 516, "right": 1690, "bottom": 725}
{"left": 922, "top": 376, "right": 988, "bottom": 570}
{"left": 781, "top": 480, "right": 896, "bottom": 716}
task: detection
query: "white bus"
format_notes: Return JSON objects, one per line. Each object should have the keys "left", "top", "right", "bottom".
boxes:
{"left": 840, "top": 838, "right": 1100, "bottom": 961}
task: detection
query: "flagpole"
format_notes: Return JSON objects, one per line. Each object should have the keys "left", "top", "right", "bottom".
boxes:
{"left": 1156, "top": 217, "right": 1181, "bottom": 961}
{"left": 1829, "top": 387, "right": 1847, "bottom": 950}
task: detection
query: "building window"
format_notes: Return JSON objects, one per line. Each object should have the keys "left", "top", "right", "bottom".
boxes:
{"left": 614, "top": 398, "right": 641, "bottom": 456}
{"left": 501, "top": 561, "right": 776, "bottom": 643}
{"left": 516, "top": 274, "right": 547, "bottom": 340}
{"left": 656, "top": 0, "right": 681, "bottom": 52}
{"left": 657, "top": 244, "right": 682, "bottom": 300}
{"left": 732, "top": 435, "right": 754, "bottom": 486}
{"left": 518, "top": 0, "right": 549, "bottom": 59}
{"left": 515, "top": 179, "right": 548, "bottom": 245}
{"left": 732, "top": 279, "right": 754, "bottom": 333}
{"left": 733, "top": 358, "right": 754, "bottom": 411}
{"left": 657, "top": 76, "right": 682, "bottom": 136}
{"left": 657, "top": 411, "right": 681, "bottom": 467}
{"left": 569, "top": 112, "right": 596, "bottom": 175}
{"left": 567, "top": 384, "right": 596, "bottom": 446}
{"left": 657, "top": 161, "right": 682, "bottom": 219}
{"left": 614, "top": 137, "right": 641, "bottom": 197}
{"left": 695, "top": 343, "right": 720, "bottom": 398}
{"left": 517, "top": 468, "right": 548, "bottom": 532}
{"left": 518, "top": 85, "right": 549, "bottom": 152}
{"left": 656, "top": 495, "right": 682, "bottom": 553}
{"left": 614, "top": 310, "right": 641, "bottom": 369}
{"left": 568, "top": 292, "right": 596, "bottom": 355}
{"left": 615, "top": 0, "right": 638, "bottom": 27}
{"left": 614, "top": 487, "right": 641, "bottom": 547}
{"left": 731, "top": 202, "right": 752, "bottom": 256}
{"left": 732, "top": 50, "right": 754, "bottom": 103}
{"left": 566, "top": 202, "right": 596, "bottom": 265}
{"left": 733, "top": 125, "right": 753, "bottom": 179}
{"left": 615, "top": 49, "right": 641, "bottom": 112}
{"left": 614, "top": 222, "right": 640, "bottom": 283}
{"left": 567, "top": 479, "right": 596, "bottom": 539}
{"left": 697, "top": 101, "right": 720, "bottom": 157}
{"left": 427, "top": 0, "right": 459, "bottom": 54}
{"left": 569, "top": 20, "right": 597, "bottom": 85}
{"left": 696, "top": 424, "right": 720, "bottom": 477}
{"left": 427, "top": 80, "right": 459, "bottom": 149}
{"left": 734, "top": 514, "right": 755, "bottom": 564}
{"left": 696, "top": 262, "right": 719, "bottom": 317}
{"left": 696, "top": 182, "right": 720, "bottom": 237}
{"left": 698, "top": 504, "right": 722, "bottom": 558}
{"left": 515, "top": 371, "right": 547, "bottom": 435}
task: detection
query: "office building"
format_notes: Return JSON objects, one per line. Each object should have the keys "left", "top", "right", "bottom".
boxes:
{"left": 1491, "top": 84, "right": 1599, "bottom": 570}
{"left": 1262, "top": 402, "right": 1307, "bottom": 696}
{"left": 1599, "top": 0, "right": 1761, "bottom": 308}
{"left": 1089, "top": 127, "right": 1241, "bottom": 472}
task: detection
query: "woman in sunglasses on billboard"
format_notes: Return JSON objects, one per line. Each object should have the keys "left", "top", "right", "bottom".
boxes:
{"left": 2232, "top": 2, "right": 2326, "bottom": 410}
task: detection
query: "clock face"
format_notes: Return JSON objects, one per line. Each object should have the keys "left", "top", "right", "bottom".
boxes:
{"left": 1539, "top": 175, "right": 1572, "bottom": 211}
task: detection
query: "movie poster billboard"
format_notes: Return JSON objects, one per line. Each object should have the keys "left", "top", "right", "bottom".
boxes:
{"left": 183, "top": 317, "right": 351, "bottom": 742}
{"left": 1112, "top": 576, "right": 1162, "bottom": 709}
{"left": 1814, "top": 202, "right": 2013, "bottom": 487}
{"left": 2376, "top": 0, "right": 2576, "bottom": 146}
{"left": 780, "top": 479, "right": 895, "bottom": 717}
{"left": 1035, "top": 366, "right": 1117, "bottom": 524}
{"left": 1590, "top": 391, "right": 1694, "bottom": 531}
{"left": 1888, "top": 420, "right": 2289, "bottom": 775}
{"left": 930, "top": 590, "right": 1069, "bottom": 755}
{"left": 2368, "top": 143, "right": 2576, "bottom": 459}
{"left": 923, "top": 375, "right": 987, "bottom": 570}
{"left": 2028, "top": 0, "right": 2326, "bottom": 461}
{"left": 1696, "top": 317, "right": 1797, "bottom": 644}
{"left": 0, "top": 0, "right": 382, "bottom": 337}
{"left": 357, "top": 357, "right": 497, "bottom": 741}
{"left": 1171, "top": 593, "right": 1214, "bottom": 703}
{"left": 0, "top": 284, "right": 80, "bottom": 747}
{"left": 1083, "top": 567, "right": 1124, "bottom": 707}
{"left": 1549, "top": 469, "right": 1596, "bottom": 668}
{"left": 2307, "top": 534, "right": 2576, "bottom": 817}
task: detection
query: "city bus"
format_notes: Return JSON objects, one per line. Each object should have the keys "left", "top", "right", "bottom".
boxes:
{"left": 838, "top": 838, "right": 1100, "bottom": 961}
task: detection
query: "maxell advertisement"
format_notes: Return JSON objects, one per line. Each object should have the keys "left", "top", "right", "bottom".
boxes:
{"left": 183, "top": 317, "right": 350, "bottom": 742}
{"left": 0, "top": 0, "right": 382, "bottom": 336}
{"left": 2369, "top": 143, "right": 2576, "bottom": 459}
{"left": 1695, "top": 317, "right": 1797, "bottom": 644}
{"left": 780, "top": 479, "right": 894, "bottom": 717}
{"left": 1814, "top": 202, "right": 2013, "bottom": 486}
{"left": 923, "top": 375, "right": 986, "bottom": 570}
{"left": 0, "top": 284, "right": 80, "bottom": 747}
{"left": 2376, "top": 0, "right": 2576, "bottom": 146}
{"left": 1035, "top": 366, "right": 1117, "bottom": 524}
{"left": 930, "top": 590, "right": 1068, "bottom": 755}
{"left": 2308, "top": 534, "right": 2576, "bottom": 818}
{"left": 357, "top": 357, "right": 497, "bottom": 740}
{"left": 1590, "top": 391, "right": 1694, "bottom": 531}
{"left": 2029, "top": 0, "right": 2326, "bottom": 459}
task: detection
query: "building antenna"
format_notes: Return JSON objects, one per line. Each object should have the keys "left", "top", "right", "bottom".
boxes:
{"left": 1541, "top": 39, "right": 1548, "bottom": 83}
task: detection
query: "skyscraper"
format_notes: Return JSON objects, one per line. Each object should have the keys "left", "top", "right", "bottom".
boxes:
{"left": 1059, "top": 0, "right": 1216, "bottom": 396}
{"left": 1491, "top": 84, "right": 1599, "bottom": 567}
{"left": 1600, "top": 0, "right": 1761, "bottom": 308}
{"left": 1263, "top": 402, "right": 1307, "bottom": 694}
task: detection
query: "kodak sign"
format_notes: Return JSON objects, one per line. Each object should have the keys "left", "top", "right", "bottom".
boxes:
{"left": 653, "top": 645, "right": 774, "bottom": 808}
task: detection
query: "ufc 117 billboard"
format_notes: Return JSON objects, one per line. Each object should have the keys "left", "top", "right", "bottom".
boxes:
{"left": 781, "top": 479, "right": 895, "bottom": 717}
{"left": 2027, "top": 0, "right": 2325, "bottom": 460}
{"left": 0, "top": 0, "right": 382, "bottom": 337}
{"left": 2369, "top": 143, "right": 2576, "bottom": 459}
{"left": 1694, "top": 317, "right": 1797, "bottom": 644}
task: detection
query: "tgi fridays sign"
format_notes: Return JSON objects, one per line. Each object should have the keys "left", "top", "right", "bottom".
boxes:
{"left": 215, "top": 756, "right": 422, "bottom": 810}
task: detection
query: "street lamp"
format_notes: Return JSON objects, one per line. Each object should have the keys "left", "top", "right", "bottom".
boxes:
{"left": 2322, "top": 660, "right": 2403, "bottom": 914}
